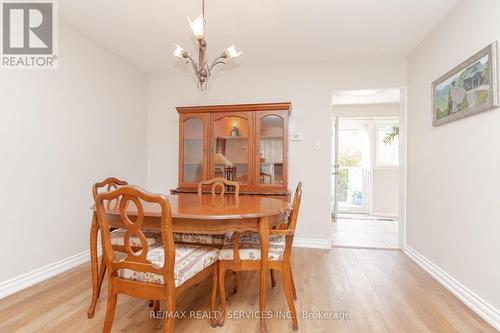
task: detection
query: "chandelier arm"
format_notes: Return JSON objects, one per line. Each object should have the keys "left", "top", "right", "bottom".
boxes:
{"left": 209, "top": 61, "right": 226, "bottom": 73}
{"left": 184, "top": 54, "right": 199, "bottom": 74}
{"left": 208, "top": 56, "right": 226, "bottom": 75}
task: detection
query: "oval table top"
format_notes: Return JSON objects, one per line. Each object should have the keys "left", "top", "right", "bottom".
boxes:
{"left": 110, "top": 193, "right": 291, "bottom": 220}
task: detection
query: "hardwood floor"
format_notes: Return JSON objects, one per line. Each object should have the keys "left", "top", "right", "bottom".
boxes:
{"left": 0, "top": 248, "right": 495, "bottom": 333}
{"left": 332, "top": 216, "right": 399, "bottom": 249}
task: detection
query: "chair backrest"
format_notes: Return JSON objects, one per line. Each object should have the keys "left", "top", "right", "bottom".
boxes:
{"left": 283, "top": 182, "right": 303, "bottom": 257}
{"left": 283, "top": 182, "right": 302, "bottom": 261}
{"left": 288, "top": 182, "right": 302, "bottom": 233}
{"left": 95, "top": 186, "right": 176, "bottom": 288}
{"left": 92, "top": 177, "right": 128, "bottom": 210}
{"left": 197, "top": 177, "right": 240, "bottom": 196}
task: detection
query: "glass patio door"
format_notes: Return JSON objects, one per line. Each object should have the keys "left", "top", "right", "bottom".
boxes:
{"left": 337, "top": 120, "right": 370, "bottom": 213}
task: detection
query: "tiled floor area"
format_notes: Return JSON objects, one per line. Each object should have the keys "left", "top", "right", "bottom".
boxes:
{"left": 331, "top": 214, "right": 399, "bottom": 249}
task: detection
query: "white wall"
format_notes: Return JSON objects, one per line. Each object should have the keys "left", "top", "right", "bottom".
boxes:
{"left": 407, "top": 0, "right": 500, "bottom": 317}
{"left": 372, "top": 169, "right": 399, "bottom": 217}
{"left": 147, "top": 60, "right": 406, "bottom": 243}
{"left": 333, "top": 103, "right": 400, "bottom": 118}
{"left": 0, "top": 23, "right": 148, "bottom": 283}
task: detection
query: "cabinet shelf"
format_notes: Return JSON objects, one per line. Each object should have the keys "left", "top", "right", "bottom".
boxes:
{"left": 260, "top": 136, "right": 283, "bottom": 139}
{"left": 216, "top": 136, "right": 249, "bottom": 140}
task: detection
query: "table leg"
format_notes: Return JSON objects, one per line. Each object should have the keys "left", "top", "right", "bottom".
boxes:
{"left": 258, "top": 216, "right": 270, "bottom": 333}
{"left": 87, "top": 212, "right": 100, "bottom": 319}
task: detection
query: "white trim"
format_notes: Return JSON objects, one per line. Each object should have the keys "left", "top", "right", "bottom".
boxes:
{"left": 293, "top": 237, "right": 332, "bottom": 249}
{"left": 0, "top": 247, "right": 101, "bottom": 300}
{"left": 399, "top": 87, "right": 408, "bottom": 249}
{"left": 404, "top": 246, "right": 500, "bottom": 331}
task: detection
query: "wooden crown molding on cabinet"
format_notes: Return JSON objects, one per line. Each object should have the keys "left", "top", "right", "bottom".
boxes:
{"left": 176, "top": 102, "right": 292, "bottom": 114}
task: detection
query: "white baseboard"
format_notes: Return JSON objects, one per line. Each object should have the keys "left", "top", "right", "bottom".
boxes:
{"left": 404, "top": 246, "right": 500, "bottom": 331}
{"left": 0, "top": 247, "right": 101, "bottom": 300}
{"left": 293, "top": 237, "right": 332, "bottom": 249}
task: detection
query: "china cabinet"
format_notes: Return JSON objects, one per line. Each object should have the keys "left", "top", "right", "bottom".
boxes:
{"left": 175, "top": 102, "right": 291, "bottom": 195}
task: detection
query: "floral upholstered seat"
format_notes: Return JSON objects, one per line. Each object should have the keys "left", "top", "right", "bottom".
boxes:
{"left": 218, "top": 234, "right": 286, "bottom": 261}
{"left": 217, "top": 233, "right": 287, "bottom": 260}
{"left": 173, "top": 232, "right": 232, "bottom": 246}
{"left": 118, "top": 244, "right": 219, "bottom": 287}
{"left": 229, "top": 233, "right": 286, "bottom": 247}
{"left": 110, "top": 228, "right": 161, "bottom": 247}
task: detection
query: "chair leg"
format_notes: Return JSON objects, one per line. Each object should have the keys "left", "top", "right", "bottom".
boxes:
{"left": 283, "top": 264, "right": 298, "bottom": 331}
{"left": 87, "top": 213, "right": 100, "bottom": 319}
{"left": 153, "top": 300, "right": 160, "bottom": 312}
{"left": 102, "top": 288, "right": 117, "bottom": 333}
{"left": 270, "top": 269, "right": 277, "bottom": 288}
{"left": 233, "top": 271, "right": 239, "bottom": 294}
{"left": 96, "top": 256, "right": 107, "bottom": 299}
{"left": 210, "top": 264, "right": 218, "bottom": 328}
{"left": 218, "top": 262, "right": 227, "bottom": 326}
{"left": 163, "top": 290, "right": 176, "bottom": 333}
{"left": 289, "top": 266, "right": 297, "bottom": 301}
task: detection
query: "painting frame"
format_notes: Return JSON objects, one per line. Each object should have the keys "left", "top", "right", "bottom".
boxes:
{"left": 432, "top": 42, "right": 498, "bottom": 126}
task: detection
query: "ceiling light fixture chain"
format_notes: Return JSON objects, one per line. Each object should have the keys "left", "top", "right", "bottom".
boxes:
{"left": 202, "top": 0, "right": 205, "bottom": 23}
{"left": 173, "top": 0, "right": 242, "bottom": 90}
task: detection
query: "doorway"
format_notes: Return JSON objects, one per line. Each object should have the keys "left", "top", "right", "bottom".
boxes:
{"left": 330, "top": 89, "right": 404, "bottom": 249}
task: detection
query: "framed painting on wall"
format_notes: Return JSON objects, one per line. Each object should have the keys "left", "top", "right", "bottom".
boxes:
{"left": 432, "top": 42, "right": 498, "bottom": 126}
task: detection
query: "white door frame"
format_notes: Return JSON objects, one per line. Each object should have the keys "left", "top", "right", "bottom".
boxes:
{"left": 331, "top": 116, "right": 340, "bottom": 221}
{"left": 399, "top": 87, "right": 408, "bottom": 249}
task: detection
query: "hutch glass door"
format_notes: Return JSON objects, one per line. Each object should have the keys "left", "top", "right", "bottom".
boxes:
{"left": 180, "top": 114, "right": 208, "bottom": 187}
{"left": 211, "top": 112, "right": 253, "bottom": 191}
{"left": 255, "top": 111, "right": 287, "bottom": 191}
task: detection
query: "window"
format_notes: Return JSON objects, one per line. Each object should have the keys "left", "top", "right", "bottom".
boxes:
{"left": 376, "top": 119, "right": 399, "bottom": 167}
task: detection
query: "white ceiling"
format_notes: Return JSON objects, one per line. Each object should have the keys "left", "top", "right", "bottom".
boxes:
{"left": 60, "top": 0, "right": 460, "bottom": 74}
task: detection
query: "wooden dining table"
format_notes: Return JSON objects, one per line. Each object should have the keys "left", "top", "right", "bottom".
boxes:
{"left": 87, "top": 193, "right": 291, "bottom": 333}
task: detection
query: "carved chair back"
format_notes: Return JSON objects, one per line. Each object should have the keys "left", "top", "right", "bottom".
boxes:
{"left": 94, "top": 186, "right": 176, "bottom": 289}
{"left": 197, "top": 177, "right": 240, "bottom": 197}
{"left": 92, "top": 177, "right": 128, "bottom": 210}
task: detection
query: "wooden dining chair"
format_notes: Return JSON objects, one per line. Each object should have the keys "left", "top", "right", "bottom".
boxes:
{"left": 88, "top": 177, "right": 162, "bottom": 318}
{"left": 217, "top": 182, "right": 302, "bottom": 330}
{"left": 193, "top": 177, "right": 277, "bottom": 294}
{"left": 95, "top": 185, "right": 219, "bottom": 333}
{"left": 197, "top": 177, "right": 240, "bottom": 196}
{"left": 172, "top": 177, "right": 240, "bottom": 247}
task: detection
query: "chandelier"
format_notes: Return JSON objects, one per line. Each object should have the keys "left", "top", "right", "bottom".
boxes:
{"left": 173, "top": 0, "right": 242, "bottom": 90}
